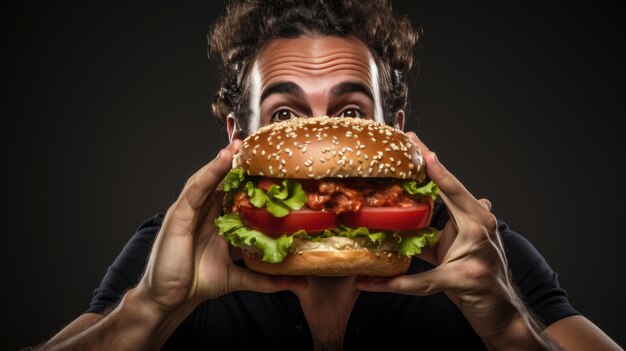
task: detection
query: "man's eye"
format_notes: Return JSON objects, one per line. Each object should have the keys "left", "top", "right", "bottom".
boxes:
{"left": 271, "top": 109, "right": 297, "bottom": 122}
{"left": 336, "top": 108, "right": 364, "bottom": 118}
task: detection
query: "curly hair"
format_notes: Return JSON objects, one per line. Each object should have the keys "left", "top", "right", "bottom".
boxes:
{"left": 208, "top": 0, "right": 419, "bottom": 133}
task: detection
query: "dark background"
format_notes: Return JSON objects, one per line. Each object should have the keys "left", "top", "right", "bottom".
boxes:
{"left": 5, "top": 1, "right": 624, "bottom": 349}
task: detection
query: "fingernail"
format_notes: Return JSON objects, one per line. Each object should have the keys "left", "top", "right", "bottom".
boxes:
{"left": 216, "top": 150, "right": 223, "bottom": 159}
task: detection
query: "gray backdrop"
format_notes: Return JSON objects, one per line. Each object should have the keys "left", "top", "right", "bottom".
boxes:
{"left": 6, "top": 1, "right": 624, "bottom": 349}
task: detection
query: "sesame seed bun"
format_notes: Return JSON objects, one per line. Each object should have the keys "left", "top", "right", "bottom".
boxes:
{"left": 242, "top": 249, "right": 411, "bottom": 276}
{"left": 233, "top": 116, "right": 426, "bottom": 182}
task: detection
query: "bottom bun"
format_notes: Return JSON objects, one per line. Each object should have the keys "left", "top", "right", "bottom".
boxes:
{"left": 242, "top": 249, "right": 411, "bottom": 276}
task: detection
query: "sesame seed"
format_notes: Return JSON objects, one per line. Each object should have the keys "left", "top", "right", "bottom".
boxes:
{"left": 295, "top": 166, "right": 300, "bottom": 172}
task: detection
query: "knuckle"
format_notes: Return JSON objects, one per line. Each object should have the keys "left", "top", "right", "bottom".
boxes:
{"left": 484, "top": 213, "right": 498, "bottom": 233}
{"left": 478, "top": 197, "right": 492, "bottom": 210}
{"left": 463, "top": 220, "right": 485, "bottom": 238}
{"left": 458, "top": 260, "right": 490, "bottom": 283}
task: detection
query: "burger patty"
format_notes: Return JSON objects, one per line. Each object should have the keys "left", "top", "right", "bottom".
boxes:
{"left": 231, "top": 178, "right": 421, "bottom": 214}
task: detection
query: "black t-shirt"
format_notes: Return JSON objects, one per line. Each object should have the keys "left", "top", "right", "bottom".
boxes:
{"left": 87, "top": 204, "right": 579, "bottom": 350}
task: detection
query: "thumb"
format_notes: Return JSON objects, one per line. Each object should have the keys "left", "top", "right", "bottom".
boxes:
{"left": 355, "top": 266, "right": 453, "bottom": 296}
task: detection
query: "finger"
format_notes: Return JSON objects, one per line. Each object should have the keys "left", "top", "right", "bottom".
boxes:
{"left": 406, "top": 132, "right": 490, "bottom": 217}
{"left": 183, "top": 140, "right": 242, "bottom": 211}
{"left": 477, "top": 198, "right": 492, "bottom": 211}
{"left": 355, "top": 266, "right": 454, "bottom": 296}
{"left": 228, "top": 265, "right": 309, "bottom": 293}
{"left": 196, "top": 190, "right": 227, "bottom": 240}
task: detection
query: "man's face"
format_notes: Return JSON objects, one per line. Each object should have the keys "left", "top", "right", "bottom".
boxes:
{"left": 242, "top": 35, "right": 385, "bottom": 134}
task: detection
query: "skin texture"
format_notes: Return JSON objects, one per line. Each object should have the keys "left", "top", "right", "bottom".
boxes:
{"left": 230, "top": 36, "right": 402, "bottom": 138}
{"left": 36, "top": 35, "right": 622, "bottom": 351}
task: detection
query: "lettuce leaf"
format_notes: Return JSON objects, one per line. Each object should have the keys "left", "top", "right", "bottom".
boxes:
{"left": 222, "top": 169, "right": 306, "bottom": 218}
{"left": 223, "top": 168, "right": 246, "bottom": 193}
{"left": 265, "top": 179, "right": 306, "bottom": 217}
{"left": 395, "top": 227, "right": 439, "bottom": 257}
{"left": 400, "top": 180, "right": 440, "bottom": 201}
{"left": 246, "top": 181, "right": 268, "bottom": 208}
{"left": 214, "top": 214, "right": 292, "bottom": 263}
{"left": 214, "top": 214, "right": 439, "bottom": 263}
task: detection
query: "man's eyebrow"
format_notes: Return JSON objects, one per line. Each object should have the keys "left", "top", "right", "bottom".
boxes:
{"left": 260, "top": 82, "right": 305, "bottom": 104}
{"left": 329, "top": 82, "right": 374, "bottom": 102}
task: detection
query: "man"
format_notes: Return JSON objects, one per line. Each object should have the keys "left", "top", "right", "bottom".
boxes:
{"left": 36, "top": 1, "right": 621, "bottom": 350}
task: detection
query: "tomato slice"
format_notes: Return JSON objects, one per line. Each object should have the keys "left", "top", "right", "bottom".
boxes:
{"left": 239, "top": 207, "right": 337, "bottom": 237}
{"left": 338, "top": 202, "right": 432, "bottom": 230}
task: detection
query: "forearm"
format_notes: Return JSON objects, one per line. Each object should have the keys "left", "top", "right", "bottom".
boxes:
{"left": 41, "top": 287, "right": 195, "bottom": 351}
{"left": 481, "top": 311, "right": 559, "bottom": 351}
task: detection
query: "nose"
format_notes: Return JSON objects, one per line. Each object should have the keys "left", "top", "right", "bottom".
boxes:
{"left": 307, "top": 91, "right": 329, "bottom": 118}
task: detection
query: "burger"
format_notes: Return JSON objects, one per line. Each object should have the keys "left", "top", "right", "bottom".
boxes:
{"left": 214, "top": 116, "right": 439, "bottom": 276}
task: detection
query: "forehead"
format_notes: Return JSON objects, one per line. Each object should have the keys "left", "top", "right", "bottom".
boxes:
{"left": 255, "top": 35, "right": 374, "bottom": 88}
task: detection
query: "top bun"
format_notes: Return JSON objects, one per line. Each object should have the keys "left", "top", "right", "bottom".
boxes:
{"left": 233, "top": 117, "right": 425, "bottom": 182}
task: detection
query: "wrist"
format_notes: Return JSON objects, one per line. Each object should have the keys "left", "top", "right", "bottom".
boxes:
{"left": 113, "top": 286, "right": 197, "bottom": 349}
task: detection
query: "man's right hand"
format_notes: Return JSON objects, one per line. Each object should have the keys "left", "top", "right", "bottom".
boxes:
{"left": 37, "top": 141, "right": 308, "bottom": 350}
{"left": 134, "top": 140, "right": 309, "bottom": 317}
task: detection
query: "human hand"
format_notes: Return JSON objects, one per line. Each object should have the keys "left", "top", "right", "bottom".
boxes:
{"left": 134, "top": 140, "right": 308, "bottom": 316}
{"left": 356, "top": 132, "right": 542, "bottom": 347}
